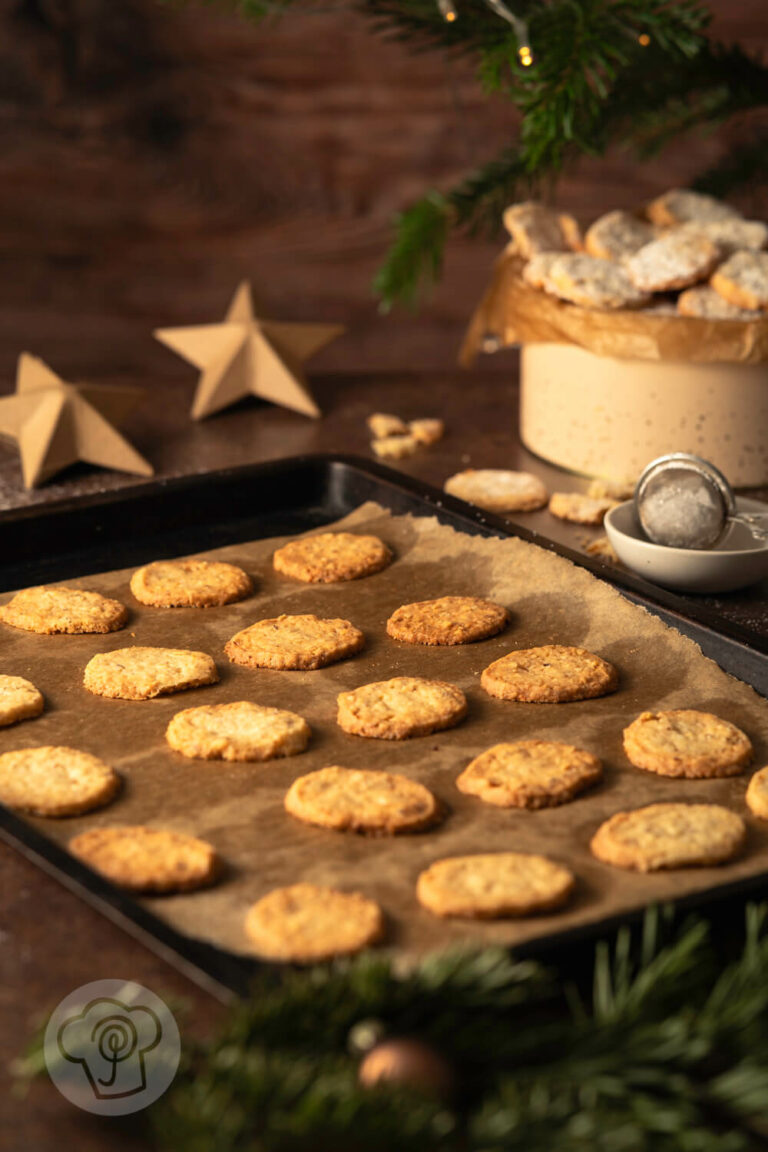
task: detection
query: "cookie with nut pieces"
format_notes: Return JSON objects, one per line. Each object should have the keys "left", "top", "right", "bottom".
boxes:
{"left": 457, "top": 740, "right": 602, "bottom": 809}
{"left": 746, "top": 767, "right": 768, "bottom": 820}
{"left": 225, "top": 614, "right": 364, "bottom": 671}
{"left": 481, "top": 645, "right": 618, "bottom": 703}
{"left": 590, "top": 802, "right": 745, "bottom": 872}
{"left": 69, "top": 825, "right": 219, "bottom": 892}
{"left": 0, "top": 746, "right": 120, "bottom": 817}
{"left": 1, "top": 585, "right": 127, "bottom": 635}
{"left": 622, "top": 709, "right": 752, "bottom": 778}
{"left": 244, "top": 883, "right": 385, "bottom": 962}
{"left": 166, "top": 701, "right": 310, "bottom": 762}
{"left": 130, "top": 558, "right": 252, "bottom": 608}
{"left": 273, "top": 532, "right": 392, "bottom": 583}
{"left": 0, "top": 674, "right": 44, "bottom": 727}
{"left": 386, "top": 595, "right": 508, "bottom": 646}
{"left": 417, "top": 852, "right": 575, "bottom": 918}
{"left": 84, "top": 646, "right": 218, "bottom": 700}
{"left": 285, "top": 765, "right": 441, "bottom": 834}
{"left": 337, "top": 676, "right": 467, "bottom": 740}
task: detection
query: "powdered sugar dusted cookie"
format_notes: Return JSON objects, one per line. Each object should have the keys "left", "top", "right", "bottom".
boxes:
{"left": 337, "top": 676, "right": 467, "bottom": 740}
{"left": 69, "top": 825, "right": 219, "bottom": 892}
{"left": 711, "top": 250, "right": 768, "bottom": 311}
{"left": 646, "top": 189, "right": 742, "bottom": 227}
{"left": 679, "top": 218, "right": 768, "bottom": 257}
{"left": 166, "top": 701, "right": 310, "bottom": 761}
{"left": 245, "top": 883, "right": 384, "bottom": 962}
{"left": 522, "top": 252, "right": 561, "bottom": 290}
{"left": 0, "top": 674, "right": 44, "bottom": 727}
{"left": 386, "top": 596, "right": 508, "bottom": 646}
{"left": 481, "top": 645, "right": 618, "bottom": 703}
{"left": 273, "top": 532, "right": 392, "bottom": 583}
{"left": 503, "top": 201, "right": 582, "bottom": 258}
{"left": 457, "top": 740, "right": 602, "bottom": 809}
{"left": 417, "top": 852, "right": 575, "bottom": 918}
{"left": 548, "top": 492, "right": 618, "bottom": 525}
{"left": 130, "top": 559, "right": 252, "bottom": 608}
{"left": 285, "top": 765, "right": 440, "bottom": 834}
{"left": 444, "top": 469, "right": 548, "bottom": 513}
{"left": 677, "top": 285, "right": 763, "bottom": 320}
{"left": 591, "top": 803, "right": 745, "bottom": 872}
{"left": 623, "top": 709, "right": 752, "bottom": 778}
{"left": 584, "top": 210, "right": 656, "bottom": 261}
{"left": 548, "top": 254, "right": 650, "bottom": 309}
{"left": 626, "top": 231, "right": 720, "bottom": 292}
{"left": 84, "top": 646, "right": 218, "bottom": 700}
{"left": 0, "top": 746, "right": 120, "bottom": 816}
{"left": 1, "top": 586, "right": 127, "bottom": 635}
{"left": 225, "top": 614, "right": 364, "bottom": 671}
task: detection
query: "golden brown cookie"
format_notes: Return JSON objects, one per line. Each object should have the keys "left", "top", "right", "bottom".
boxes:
{"left": 443, "top": 469, "right": 548, "bottom": 513}
{"left": 678, "top": 218, "right": 768, "bottom": 257}
{"left": 386, "top": 596, "right": 508, "bottom": 646}
{"left": 1, "top": 586, "right": 128, "bottom": 635}
{"left": 244, "top": 883, "right": 385, "bottom": 961}
{"left": 590, "top": 802, "right": 745, "bottom": 872}
{"left": 84, "top": 646, "right": 219, "bottom": 700}
{"left": 367, "top": 412, "right": 408, "bottom": 438}
{"left": 522, "top": 252, "right": 561, "bottom": 291}
{"left": 130, "top": 558, "right": 252, "bottom": 608}
{"left": 273, "top": 532, "right": 393, "bottom": 583}
{"left": 337, "top": 676, "right": 467, "bottom": 740}
{"left": 166, "top": 701, "right": 310, "bottom": 762}
{"left": 622, "top": 709, "right": 752, "bottom": 778}
{"left": 646, "top": 189, "right": 741, "bottom": 227}
{"left": 583, "top": 535, "right": 619, "bottom": 562}
{"left": 711, "top": 250, "right": 768, "bottom": 311}
{"left": 225, "top": 614, "right": 364, "bottom": 671}
{"left": 584, "top": 210, "right": 656, "bottom": 261}
{"left": 746, "top": 766, "right": 768, "bottom": 819}
{"left": 416, "top": 852, "right": 575, "bottom": 918}
{"left": 409, "top": 418, "right": 444, "bottom": 445}
{"left": 69, "top": 825, "right": 219, "bottom": 892}
{"left": 481, "top": 645, "right": 618, "bottom": 703}
{"left": 625, "top": 231, "right": 720, "bottom": 292}
{"left": 586, "top": 477, "right": 635, "bottom": 500}
{"left": 0, "top": 674, "right": 44, "bottom": 727}
{"left": 547, "top": 254, "right": 650, "bottom": 309}
{"left": 371, "top": 434, "right": 419, "bottom": 460}
{"left": 677, "top": 285, "right": 763, "bottom": 320}
{"left": 285, "top": 765, "right": 441, "bottom": 834}
{"left": 0, "top": 746, "right": 120, "bottom": 817}
{"left": 457, "top": 740, "right": 602, "bottom": 809}
{"left": 548, "top": 492, "right": 618, "bottom": 525}
{"left": 503, "top": 201, "right": 582, "bottom": 258}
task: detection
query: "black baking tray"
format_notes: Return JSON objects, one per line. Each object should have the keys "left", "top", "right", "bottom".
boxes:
{"left": 3, "top": 452, "right": 768, "bottom": 1000}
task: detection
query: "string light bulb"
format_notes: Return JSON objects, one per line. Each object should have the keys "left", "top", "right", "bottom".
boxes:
{"left": 638, "top": 32, "right": 651, "bottom": 45}
{"left": 518, "top": 44, "right": 534, "bottom": 66}
{"left": 437, "top": 0, "right": 458, "bottom": 21}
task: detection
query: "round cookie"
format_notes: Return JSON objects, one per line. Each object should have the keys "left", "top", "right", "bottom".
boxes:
{"left": 0, "top": 746, "right": 120, "bottom": 817}
{"left": 457, "top": 740, "right": 602, "bottom": 809}
{"left": 1, "top": 586, "right": 127, "bottom": 635}
{"left": 711, "top": 250, "right": 768, "bottom": 311}
{"left": 244, "top": 883, "right": 385, "bottom": 962}
{"left": 522, "top": 252, "right": 561, "bottom": 291}
{"left": 386, "top": 596, "right": 508, "bottom": 646}
{"left": 746, "top": 766, "right": 768, "bottom": 820}
{"left": 481, "top": 645, "right": 618, "bottom": 703}
{"left": 130, "top": 558, "right": 252, "bottom": 608}
{"left": 84, "top": 646, "right": 219, "bottom": 700}
{"left": 622, "top": 709, "right": 752, "bottom": 778}
{"left": 273, "top": 532, "right": 392, "bottom": 583}
{"left": 443, "top": 469, "right": 548, "bottom": 513}
{"left": 547, "top": 253, "right": 650, "bottom": 309}
{"left": 285, "top": 765, "right": 441, "bottom": 834}
{"left": 503, "top": 201, "right": 582, "bottom": 257}
{"left": 677, "top": 285, "right": 763, "bottom": 320}
{"left": 166, "top": 701, "right": 310, "bottom": 762}
{"left": 69, "top": 825, "right": 219, "bottom": 892}
{"left": 337, "top": 676, "right": 467, "bottom": 740}
{"left": 0, "top": 674, "right": 44, "bottom": 727}
{"left": 625, "top": 231, "right": 720, "bottom": 293}
{"left": 590, "top": 803, "right": 745, "bottom": 872}
{"left": 225, "top": 614, "right": 364, "bottom": 671}
{"left": 646, "top": 189, "right": 741, "bottom": 227}
{"left": 584, "top": 210, "right": 656, "bottom": 262}
{"left": 679, "top": 218, "right": 768, "bottom": 257}
{"left": 548, "top": 492, "right": 617, "bottom": 525}
{"left": 416, "top": 852, "right": 575, "bottom": 919}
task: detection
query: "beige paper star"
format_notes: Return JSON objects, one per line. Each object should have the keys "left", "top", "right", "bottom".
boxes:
{"left": 154, "top": 281, "right": 344, "bottom": 420}
{"left": 0, "top": 354, "right": 154, "bottom": 488}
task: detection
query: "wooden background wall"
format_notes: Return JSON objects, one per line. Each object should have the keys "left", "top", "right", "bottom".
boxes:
{"left": 0, "top": 0, "right": 765, "bottom": 381}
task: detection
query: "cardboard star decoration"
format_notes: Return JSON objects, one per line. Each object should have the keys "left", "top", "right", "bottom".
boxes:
{"left": 154, "top": 281, "right": 344, "bottom": 420}
{"left": 0, "top": 354, "right": 154, "bottom": 489}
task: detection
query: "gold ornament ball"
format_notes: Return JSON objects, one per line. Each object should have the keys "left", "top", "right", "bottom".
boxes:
{"left": 358, "top": 1038, "right": 454, "bottom": 1097}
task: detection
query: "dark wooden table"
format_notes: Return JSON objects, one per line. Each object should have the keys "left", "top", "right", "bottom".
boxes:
{"left": 4, "top": 367, "right": 768, "bottom": 1150}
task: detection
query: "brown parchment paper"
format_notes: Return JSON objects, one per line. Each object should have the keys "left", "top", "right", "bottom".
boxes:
{"left": 460, "top": 253, "right": 768, "bottom": 366}
{"left": 5, "top": 503, "right": 768, "bottom": 963}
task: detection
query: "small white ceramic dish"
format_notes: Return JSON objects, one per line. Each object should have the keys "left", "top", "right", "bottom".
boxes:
{"left": 604, "top": 496, "right": 768, "bottom": 594}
